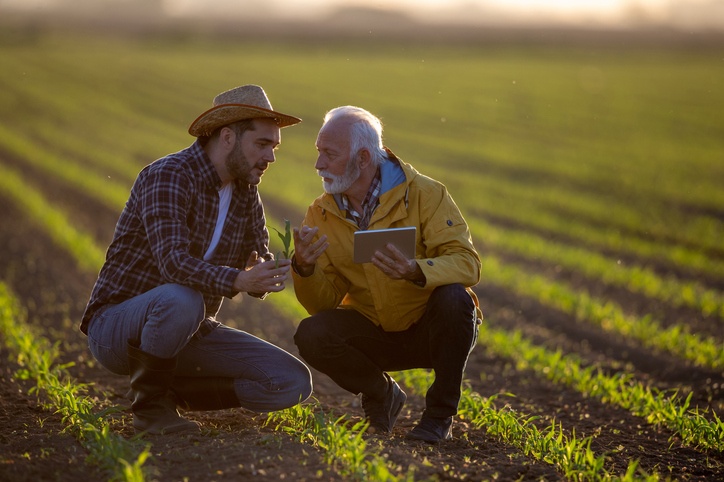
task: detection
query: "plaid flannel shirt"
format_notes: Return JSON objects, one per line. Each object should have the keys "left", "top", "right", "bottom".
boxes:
{"left": 80, "top": 141, "right": 271, "bottom": 334}
{"left": 341, "top": 168, "right": 381, "bottom": 230}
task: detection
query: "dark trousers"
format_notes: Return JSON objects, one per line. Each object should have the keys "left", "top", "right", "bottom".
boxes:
{"left": 294, "top": 284, "right": 479, "bottom": 419}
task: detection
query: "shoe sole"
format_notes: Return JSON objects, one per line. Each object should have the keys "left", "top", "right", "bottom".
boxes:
{"left": 405, "top": 430, "right": 452, "bottom": 443}
{"left": 135, "top": 420, "right": 201, "bottom": 435}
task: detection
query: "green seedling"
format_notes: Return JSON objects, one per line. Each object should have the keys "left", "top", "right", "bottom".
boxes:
{"left": 0, "top": 283, "right": 149, "bottom": 481}
{"left": 272, "top": 219, "right": 295, "bottom": 267}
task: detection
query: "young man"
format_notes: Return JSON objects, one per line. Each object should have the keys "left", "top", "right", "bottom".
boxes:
{"left": 292, "top": 106, "right": 482, "bottom": 443}
{"left": 81, "top": 85, "right": 312, "bottom": 435}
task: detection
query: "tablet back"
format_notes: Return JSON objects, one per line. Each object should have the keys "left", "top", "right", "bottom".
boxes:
{"left": 353, "top": 226, "right": 416, "bottom": 263}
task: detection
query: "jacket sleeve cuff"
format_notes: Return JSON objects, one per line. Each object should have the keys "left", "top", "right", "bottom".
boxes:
{"left": 292, "top": 255, "right": 315, "bottom": 277}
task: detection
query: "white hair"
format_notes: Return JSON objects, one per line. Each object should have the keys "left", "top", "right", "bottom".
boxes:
{"left": 323, "top": 106, "right": 388, "bottom": 167}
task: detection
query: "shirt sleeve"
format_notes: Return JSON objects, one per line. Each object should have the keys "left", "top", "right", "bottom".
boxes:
{"left": 240, "top": 187, "right": 273, "bottom": 299}
{"left": 242, "top": 187, "right": 273, "bottom": 264}
{"left": 139, "top": 164, "right": 240, "bottom": 297}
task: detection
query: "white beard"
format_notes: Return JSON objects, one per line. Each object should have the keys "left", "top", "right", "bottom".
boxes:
{"left": 319, "top": 158, "right": 361, "bottom": 194}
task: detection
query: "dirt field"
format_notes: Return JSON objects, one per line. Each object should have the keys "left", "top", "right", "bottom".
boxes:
{"left": 0, "top": 148, "right": 723, "bottom": 482}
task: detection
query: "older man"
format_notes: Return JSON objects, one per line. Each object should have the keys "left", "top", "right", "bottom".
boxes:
{"left": 292, "top": 106, "right": 482, "bottom": 443}
{"left": 81, "top": 85, "right": 313, "bottom": 435}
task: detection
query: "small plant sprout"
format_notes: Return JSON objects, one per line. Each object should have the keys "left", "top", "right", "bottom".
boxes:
{"left": 272, "top": 219, "right": 295, "bottom": 267}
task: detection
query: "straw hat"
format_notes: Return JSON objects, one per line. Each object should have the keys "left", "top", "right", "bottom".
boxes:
{"left": 188, "top": 85, "right": 301, "bottom": 137}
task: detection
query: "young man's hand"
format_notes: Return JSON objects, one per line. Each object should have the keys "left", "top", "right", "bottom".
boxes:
{"left": 234, "top": 251, "right": 291, "bottom": 293}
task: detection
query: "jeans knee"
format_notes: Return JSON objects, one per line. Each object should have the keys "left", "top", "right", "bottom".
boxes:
{"left": 149, "top": 284, "right": 206, "bottom": 337}
{"left": 156, "top": 284, "right": 205, "bottom": 331}
{"left": 140, "top": 285, "right": 205, "bottom": 357}
{"left": 290, "top": 364, "right": 313, "bottom": 404}
{"left": 260, "top": 360, "right": 313, "bottom": 411}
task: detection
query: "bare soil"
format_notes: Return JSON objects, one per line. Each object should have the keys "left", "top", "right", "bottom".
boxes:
{"left": 1, "top": 178, "right": 723, "bottom": 480}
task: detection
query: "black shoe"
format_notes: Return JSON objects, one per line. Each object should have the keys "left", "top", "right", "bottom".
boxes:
{"left": 361, "top": 373, "right": 407, "bottom": 433}
{"left": 406, "top": 416, "right": 453, "bottom": 443}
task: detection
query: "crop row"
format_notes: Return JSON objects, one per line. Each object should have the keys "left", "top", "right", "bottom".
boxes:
{"left": 2, "top": 106, "right": 720, "bottom": 380}
{"left": 264, "top": 221, "right": 724, "bottom": 451}
{"left": 5, "top": 109, "right": 722, "bottom": 338}
{"left": 3, "top": 144, "right": 707, "bottom": 481}
{"left": 12, "top": 103, "right": 716, "bottom": 371}
{"left": 396, "top": 130, "right": 724, "bottom": 263}
{"left": 1, "top": 36, "right": 722, "bottom": 480}
{"left": 473, "top": 252, "right": 723, "bottom": 370}
{"left": 2, "top": 39, "right": 722, "bottom": 264}
{"left": 467, "top": 211, "right": 723, "bottom": 319}
{"left": 476, "top": 322, "right": 724, "bottom": 451}
{"left": 0, "top": 167, "right": 564, "bottom": 480}
{"left": 0, "top": 153, "right": 663, "bottom": 481}
{"left": 397, "top": 370, "right": 654, "bottom": 481}
{"left": 0, "top": 163, "right": 412, "bottom": 480}
{"left": 0, "top": 282, "right": 148, "bottom": 482}
{"left": 2, "top": 41, "right": 722, "bottom": 298}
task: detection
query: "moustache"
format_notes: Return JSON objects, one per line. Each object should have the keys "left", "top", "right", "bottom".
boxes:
{"left": 317, "top": 170, "right": 337, "bottom": 180}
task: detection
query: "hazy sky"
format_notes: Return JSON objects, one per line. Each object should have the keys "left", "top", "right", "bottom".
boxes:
{"left": 3, "top": 0, "right": 721, "bottom": 29}
{"left": 167, "top": 0, "right": 644, "bottom": 18}
{"left": 162, "top": 0, "right": 720, "bottom": 29}
{"left": 282, "top": 0, "right": 634, "bottom": 14}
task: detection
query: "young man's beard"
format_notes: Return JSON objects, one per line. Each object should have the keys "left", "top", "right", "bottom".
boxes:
{"left": 320, "top": 156, "right": 360, "bottom": 194}
{"left": 226, "top": 139, "right": 254, "bottom": 184}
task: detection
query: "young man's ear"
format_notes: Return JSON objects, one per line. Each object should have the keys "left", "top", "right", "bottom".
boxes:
{"left": 219, "top": 126, "right": 237, "bottom": 149}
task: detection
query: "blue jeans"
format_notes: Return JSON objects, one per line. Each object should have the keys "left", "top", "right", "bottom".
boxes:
{"left": 294, "top": 284, "right": 479, "bottom": 419}
{"left": 87, "top": 283, "right": 312, "bottom": 412}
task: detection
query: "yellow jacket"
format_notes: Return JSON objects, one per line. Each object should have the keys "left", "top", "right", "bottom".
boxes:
{"left": 293, "top": 150, "right": 482, "bottom": 332}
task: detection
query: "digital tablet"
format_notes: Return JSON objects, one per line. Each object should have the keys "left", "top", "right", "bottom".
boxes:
{"left": 353, "top": 226, "right": 416, "bottom": 263}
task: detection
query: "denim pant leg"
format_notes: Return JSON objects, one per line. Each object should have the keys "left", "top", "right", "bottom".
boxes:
{"left": 174, "top": 324, "right": 312, "bottom": 412}
{"left": 87, "top": 284, "right": 206, "bottom": 375}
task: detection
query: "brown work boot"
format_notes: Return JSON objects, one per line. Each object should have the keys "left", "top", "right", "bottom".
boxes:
{"left": 171, "top": 376, "right": 240, "bottom": 411}
{"left": 127, "top": 341, "right": 200, "bottom": 435}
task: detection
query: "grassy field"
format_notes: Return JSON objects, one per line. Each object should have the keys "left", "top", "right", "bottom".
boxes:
{"left": 3, "top": 32, "right": 722, "bottom": 245}
{"left": 0, "top": 30, "right": 723, "bottom": 481}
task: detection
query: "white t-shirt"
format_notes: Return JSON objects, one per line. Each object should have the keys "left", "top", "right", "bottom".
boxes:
{"left": 203, "top": 183, "right": 234, "bottom": 261}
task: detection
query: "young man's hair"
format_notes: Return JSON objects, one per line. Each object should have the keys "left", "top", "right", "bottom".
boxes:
{"left": 199, "top": 119, "right": 255, "bottom": 146}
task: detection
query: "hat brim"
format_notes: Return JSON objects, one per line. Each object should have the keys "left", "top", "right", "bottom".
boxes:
{"left": 188, "top": 103, "right": 302, "bottom": 137}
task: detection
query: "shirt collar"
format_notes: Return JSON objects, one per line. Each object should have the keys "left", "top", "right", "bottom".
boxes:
{"left": 189, "top": 140, "right": 224, "bottom": 190}
{"left": 340, "top": 167, "right": 382, "bottom": 230}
